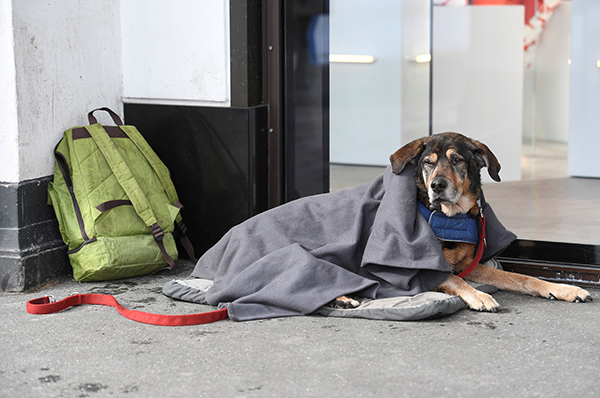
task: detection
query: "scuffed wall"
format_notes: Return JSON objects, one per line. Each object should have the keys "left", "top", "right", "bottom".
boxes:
{"left": 11, "top": 0, "right": 123, "bottom": 182}
{"left": 0, "top": 0, "right": 19, "bottom": 183}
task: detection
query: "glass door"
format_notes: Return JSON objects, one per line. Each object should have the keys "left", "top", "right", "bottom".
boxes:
{"left": 329, "top": 0, "right": 431, "bottom": 167}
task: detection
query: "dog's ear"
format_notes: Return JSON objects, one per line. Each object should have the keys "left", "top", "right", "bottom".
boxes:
{"left": 389, "top": 137, "right": 428, "bottom": 175}
{"left": 471, "top": 140, "right": 501, "bottom": 182}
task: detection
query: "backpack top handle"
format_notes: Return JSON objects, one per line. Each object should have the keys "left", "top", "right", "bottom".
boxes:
{"left": 88, "top": 107, "right": 124, "bottom": 126}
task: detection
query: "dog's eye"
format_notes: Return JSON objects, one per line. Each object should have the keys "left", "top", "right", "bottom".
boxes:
{"left": 423, "top": 159, "right": 434, "bottom": 167}
{"left": 452, "top": 157, "right": 464, "bottom": 165}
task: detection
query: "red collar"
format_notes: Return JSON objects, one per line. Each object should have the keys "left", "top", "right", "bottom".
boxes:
{"left": 456, "top": 210, "right": 486, "bottom": 278}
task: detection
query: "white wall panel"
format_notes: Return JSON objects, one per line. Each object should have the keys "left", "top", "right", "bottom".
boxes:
{"left": 121, "top": 0, "right": 230, "bottom": 106}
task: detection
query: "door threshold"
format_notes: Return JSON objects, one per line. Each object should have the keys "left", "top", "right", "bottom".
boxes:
{"left": 498, "top": 239, "right": 600, "bottom": 287}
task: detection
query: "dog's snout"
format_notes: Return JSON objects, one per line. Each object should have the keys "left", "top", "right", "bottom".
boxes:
{"left": 430, "top": 178, "right": 447, "bottom": 193}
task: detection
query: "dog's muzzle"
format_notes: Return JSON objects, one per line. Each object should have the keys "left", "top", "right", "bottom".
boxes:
{"left": 430, "top": 177, "right": 447, "bottom": 194}
{"left": 428, "top": 177, "right": 458, "bottom": 207}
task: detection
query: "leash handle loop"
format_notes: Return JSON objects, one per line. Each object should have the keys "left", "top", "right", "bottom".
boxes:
{"left": 26, "top": 293, "right": 228, "bottom": 326}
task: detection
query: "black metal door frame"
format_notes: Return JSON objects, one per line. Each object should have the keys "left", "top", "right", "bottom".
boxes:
{"left": 264, "top": 0, "right": 330, "bottom": 205}
{"left": 263, "top": 0, "right": 284, "bottom": 208}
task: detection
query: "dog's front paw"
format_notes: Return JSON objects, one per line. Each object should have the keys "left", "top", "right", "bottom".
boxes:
{"left": 546, "top": 284, "right": 592, "bottom": 303}
{"left": 327, "top": 295, "right": 360, "bottom": 309}
{"left": 462, "top": 290, "right": 500, "bottom": 312}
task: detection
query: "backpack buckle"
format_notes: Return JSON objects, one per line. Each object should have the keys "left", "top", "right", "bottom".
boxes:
{"left": 151, "top": 224, "right": 165, "bottom": 241}
{"left": 177, "top": 221, "right": 188, "bottom": 235}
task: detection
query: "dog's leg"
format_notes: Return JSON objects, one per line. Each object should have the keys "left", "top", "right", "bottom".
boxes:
{"left": 435, "top": 274, "right": 500, "bottom": 312}
{"left": 465, "top": 264, "right": 592, "bottom": 303}
{"left": 327, "top": 295, "right": 360, "bottom": 309}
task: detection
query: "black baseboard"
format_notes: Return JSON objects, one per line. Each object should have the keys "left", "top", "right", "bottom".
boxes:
{"left": 0, "top": 177, "right": 69, "bottom": 292}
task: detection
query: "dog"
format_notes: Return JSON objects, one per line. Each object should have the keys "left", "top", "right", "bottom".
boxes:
{"left": 333, "top": 132, "right": 591, "bottom": 311}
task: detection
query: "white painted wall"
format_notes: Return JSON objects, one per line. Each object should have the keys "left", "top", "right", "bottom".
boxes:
{"left": 569, "top": 0, "right": 600, "bottom": 177}
{"left": 432, "top": 6, "right": 524, "bottom": 183}
{"left": 0, "top": 0, "right": 19, "bottom": 183}
{"left": 121, "top": 0, "right": 230, "bottom": 106}
{"left": 533, "top": 1, "right": 571, "bottom": 143}
{"left": 4, "top": 0, "right": 123, "bottom": 183}
{"left": 330, "top": 0, "right": 430, "bottom": 166}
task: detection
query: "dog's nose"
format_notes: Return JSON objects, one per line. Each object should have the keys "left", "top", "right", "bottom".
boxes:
{"left": 431, "top": 178, "right": 447, "bottom": 193}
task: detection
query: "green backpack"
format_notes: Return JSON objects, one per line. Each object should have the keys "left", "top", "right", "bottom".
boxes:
{"left": 48, "top": 108, "right": 196, "bottom": 282}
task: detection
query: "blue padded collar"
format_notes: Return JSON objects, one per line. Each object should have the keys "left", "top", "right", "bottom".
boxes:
{"left": 417, "top": 201, "right": 479, "bottom": 245}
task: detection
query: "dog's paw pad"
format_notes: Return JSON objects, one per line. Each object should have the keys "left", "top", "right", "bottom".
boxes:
{"left": 465, "top": 291, "right": 500, "bottom": 313}
{"left": 546, "top": 285, "right": 592, "bottom": 303}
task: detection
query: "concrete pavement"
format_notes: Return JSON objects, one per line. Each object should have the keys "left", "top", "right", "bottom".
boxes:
{"left": 2, "top": 260, "right": 599, "bottom": 398}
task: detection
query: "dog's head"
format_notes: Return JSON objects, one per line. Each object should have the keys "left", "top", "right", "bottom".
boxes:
{"left": 389, "top": 132, "right": 501, "bottom": 217}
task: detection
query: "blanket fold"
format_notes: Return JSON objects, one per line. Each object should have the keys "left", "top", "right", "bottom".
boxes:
{"left": 191, "top": 165, "right": 516, "bottom": 321}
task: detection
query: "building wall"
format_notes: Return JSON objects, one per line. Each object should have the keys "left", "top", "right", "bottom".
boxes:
{"left": 0, "top": 0, "right": 124, "bottom": 291}
{"left": 2, "top": 0, "right": 232, "bottom": 184}
{"left": 9, "top": 0, "right": 123, "bottom": 183}
{"left": 0, "top": 0, "right": 233, "bottom": 291}
{"left": 0, "top": 0, "right": 20, "bottom": 183}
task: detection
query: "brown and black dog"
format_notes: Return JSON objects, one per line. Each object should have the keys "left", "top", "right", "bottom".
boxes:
{"left": 389, "top": 132, "right": 592, "bottom": 311}
{"left": 335, "top": 132, "right": 592, "bottom": 311}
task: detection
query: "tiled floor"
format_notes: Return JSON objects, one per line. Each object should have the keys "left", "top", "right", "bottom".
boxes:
{"left": 330, "top": 141, "right": 600, "bottom": 245}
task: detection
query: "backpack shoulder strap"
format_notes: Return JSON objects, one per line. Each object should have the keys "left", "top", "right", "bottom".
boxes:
{"left": 118, "top": 125, "right": 180, "bottom": 209}
{"left": 85, "top": 123, "right": 157, "bottom": 228}
{"left": 85, "top": 123, "right": 176, "bottom": 268}
{"left": 119, "top": 124, "right": 196, "bottom": 262}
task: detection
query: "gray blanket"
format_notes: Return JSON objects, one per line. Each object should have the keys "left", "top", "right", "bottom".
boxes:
{"left": 191, "top": 165, "right": 516, "bottom": 321}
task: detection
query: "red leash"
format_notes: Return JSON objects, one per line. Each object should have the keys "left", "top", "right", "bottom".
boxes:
{"left": 26, "top": 293, "right": 228, "bottom": 326}
{"left": 456, "top": 211, "right": 486, "bottom": 279}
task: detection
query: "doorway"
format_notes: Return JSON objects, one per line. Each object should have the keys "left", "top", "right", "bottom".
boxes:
{"left": 277, "top": 0, "right": 600, "bottom": 283}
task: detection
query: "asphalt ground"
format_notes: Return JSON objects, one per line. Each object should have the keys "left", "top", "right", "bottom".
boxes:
{"left": 2, "top": 260, "right": 599, "bottom": 398}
